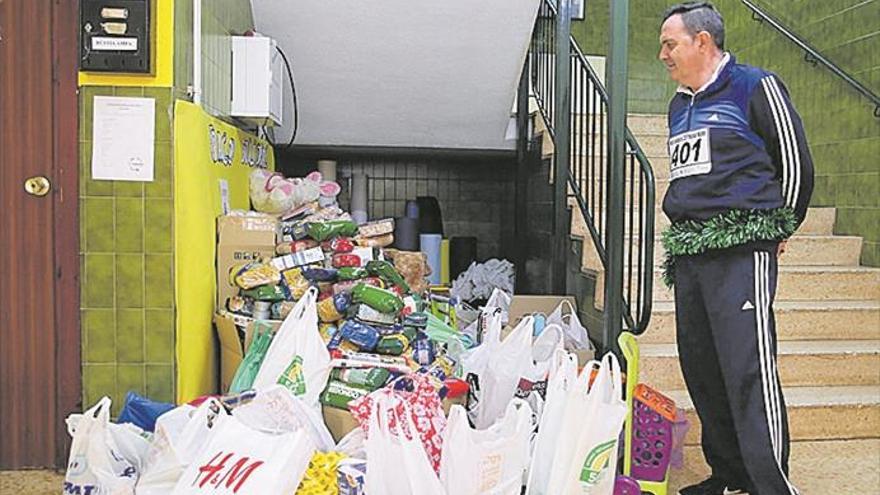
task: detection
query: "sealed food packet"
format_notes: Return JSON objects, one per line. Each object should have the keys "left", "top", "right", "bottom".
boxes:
{"left": 331, "top": 367, "right": 391, "bottom": 390}
{"left": 354, "top": 233, "right": 394, "bottom": 248}
{"left": 321, "top": 380, "right": 372, "bottom": 409}
{"left": 307, "top": 220, "right": 359, "bottom": 242}
{"left": 352, "top": 283, "right": 404, "bottom": 314}
{"left": 296, "top": 451, "right": 347, "bottom": 495}
{"left": 230, "top": 262, "right": 282, "bottom": 290}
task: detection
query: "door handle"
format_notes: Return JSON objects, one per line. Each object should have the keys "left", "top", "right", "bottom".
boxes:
{"left": 24, "top": 176, "right": 51, "bottom": 197}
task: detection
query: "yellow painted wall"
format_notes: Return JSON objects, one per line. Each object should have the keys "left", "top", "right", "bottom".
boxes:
{"left": 172, "top": 101, "right": 275, "bottom": 401}
{"left": 78, "top": 0, "right": 174, "bottom": 87}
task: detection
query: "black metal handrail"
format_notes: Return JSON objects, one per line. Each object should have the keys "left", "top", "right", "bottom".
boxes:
{"left": 527, "top": 0, "right": 655, "bottom": 335}
{"left": 743, "top": 0, "right": 880, "bottom": 118}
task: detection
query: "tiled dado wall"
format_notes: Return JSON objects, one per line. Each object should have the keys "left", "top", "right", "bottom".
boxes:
{"left": 174, "top": 0, "right": 256, "bottom": 117}
{"left": 714, "top": 0, "right": 880, "bottom": 266}
{"left": 79, "top": 86, "right": 176, "bottom": 409}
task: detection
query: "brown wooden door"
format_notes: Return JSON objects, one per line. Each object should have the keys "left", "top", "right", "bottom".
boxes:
{"left": 0, "top": 0, "right": 80, "bottom": 468}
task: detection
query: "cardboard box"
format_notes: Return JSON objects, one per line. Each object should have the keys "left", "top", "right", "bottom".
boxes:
{"left": 506, "top": 294, "right": 595, "bottom": 366}
{"left": 215, "top": 311, "right": 282, "bottom": 393}
{"left": 216, "top": 214, "right": 279, "bottom": 308}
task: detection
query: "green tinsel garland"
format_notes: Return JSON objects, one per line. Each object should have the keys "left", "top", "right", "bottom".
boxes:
{"left": 661, "top": 208, "right": 797, "bottom": 287}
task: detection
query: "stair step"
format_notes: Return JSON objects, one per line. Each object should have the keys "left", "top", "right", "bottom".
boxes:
{"left": 664, "top": 386, "right": 880, "bottom": 446}
{"left": 640, "top": 300, "right": 880, "bottom": 344}
{"left": 570, "top": 205, "right": 837, "bottom": 237}
{"left": 571, "top": 112, "right": 669, "bottom": 136}
{"left": 652, "top": 266, "right": 880, "bottom": 302}
{"left": 640, "top": 341, "right": 880, "bottom": 390}
{"left": 672, "top": 439, "right": 880, "bottom": 493}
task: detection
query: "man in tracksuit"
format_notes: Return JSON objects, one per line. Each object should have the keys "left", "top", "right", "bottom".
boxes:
{"left": 658, "top": 3, "right": 814, "bottom": 494}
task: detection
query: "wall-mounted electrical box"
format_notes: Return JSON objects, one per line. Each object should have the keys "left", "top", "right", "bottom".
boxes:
{"left": 231, "top": 36, "right": 284, "bottom": 127}
{"left": 80, "top": 0, "right": 152, "bottom": 73}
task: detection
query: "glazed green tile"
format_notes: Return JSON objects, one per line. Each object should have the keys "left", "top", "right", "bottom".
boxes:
{"left": 115, "top": 198, "right": 144, "bottom": 252}
{"left": 116, "top": 254, "right": 145, "bottom": 308}
{"left": 83, "top": 364, "right": 117, "bottom": 409}
{"left": 145, "top": 143, "right": 173, "bottom": 198}
{"left": 145, "top": 364, "right": 175, "bottom": 403}
{"left": 145, "top": 88, "right": 173, "bottom": 141}
{"left": 84, "top": 197, "right": 114, "bottom": 252}
{"left": 145, "top": 309, "right": 175, "bottom": 363}
{"left": 84, "top": 253, "right": 115, "bottom": 308}
{"left": 145, "top": 254, "right": 174, "bottom": 308}
{"left": 114, "top": 87, "right": 144, "bottom": 98}
{"left": 117, "top": 309, "right": 145, "bottom": 363}
{"left": 115, "top": 180, "right": 144, "bottom": 198}
{"left": 80, "top": 141, "right": 114, "bottom": 196}
{"left": 145, "top": 199, "right": 173, "bottom": 253}
{"left": 80, "top": 87, "right": 115, "bottom": 143}
{"left": 117, "top": 364, "right": 146, "bottom": 398}
{"left": 83, "top": 309, "right": 116, "bottom": 364}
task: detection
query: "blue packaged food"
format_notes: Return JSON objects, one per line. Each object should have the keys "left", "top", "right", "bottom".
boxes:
{"left": 302, "top": 267, "right": 338, "bottom": 282}
{"left": 412, "top": 338, "right": 436, "bottom": 366}
{"left": 333, "top": 292, "right": 352, "bottom": 312}
{"left": 338, "top": 319, "right": 380, "bottom": 352}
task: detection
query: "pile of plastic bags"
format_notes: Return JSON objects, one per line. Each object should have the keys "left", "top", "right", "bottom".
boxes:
{"left": 64, "top": 295, "right": 630, "bottom": 495}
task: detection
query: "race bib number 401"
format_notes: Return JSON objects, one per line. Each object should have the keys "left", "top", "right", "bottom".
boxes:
{"left": 668, "top": 128, "right": 712, "bottom": 181}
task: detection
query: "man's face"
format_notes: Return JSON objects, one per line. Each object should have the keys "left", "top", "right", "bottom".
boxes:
{"left": 659, "top": 14, "right": 704, "bottom": 88}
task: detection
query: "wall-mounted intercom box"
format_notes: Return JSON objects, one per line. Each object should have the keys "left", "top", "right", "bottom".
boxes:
{"left": 80, "top": 0, "right": 152, "bottom": 73}
{"left": 231, "top": 36, "right": 284, "bottom": 127}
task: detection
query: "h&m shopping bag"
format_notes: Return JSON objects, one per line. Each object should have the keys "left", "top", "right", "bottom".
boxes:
{"left": 171, "top": 414, "right": 315, "bottom": 495}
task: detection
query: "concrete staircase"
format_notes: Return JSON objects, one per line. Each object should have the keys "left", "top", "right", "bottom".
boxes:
{"left": 565, "top": 113, "right": 880, "bottom": 492}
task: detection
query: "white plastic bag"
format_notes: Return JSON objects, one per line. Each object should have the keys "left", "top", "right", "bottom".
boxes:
{"left": 364, "top": 392, "right": 445, "bottom": 495}
{"left": 545, "top": 353, "right": 627, "bottom": 495}
{"left": 441, "top": 400, "right": 533, "bottom": 495}
{"left": 525, "top": 351, "right": 580, "bottom": 494}
{"left": 64, "top": 397, "right": 141, "bottom": 495}
{"left": 136, "top": 398, "right": 229, "bottom": 495}
{"left": 546, "top": 300, "right": 593, "bottom": 352}
{"left": 171, "top": 414, "right": 315, "bottom": 495}
{"left": 232, "top": 384, "right": 334, "bottom": 451}
{"left": 251, "top": 288, "right": 331, "bottom": 409}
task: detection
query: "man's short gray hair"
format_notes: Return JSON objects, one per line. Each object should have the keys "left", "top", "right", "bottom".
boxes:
{"left": 663, "top": 2, "right": 725, "bottom": 50}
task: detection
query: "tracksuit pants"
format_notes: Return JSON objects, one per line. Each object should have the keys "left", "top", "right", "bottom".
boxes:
{"left": 674, "top": 243, "right": 799, "bottom": 495}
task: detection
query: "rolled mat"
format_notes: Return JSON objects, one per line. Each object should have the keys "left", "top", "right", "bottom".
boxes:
{"left": 450, "top": 236, "right": 477, "bottom": 280}
{"left": 416, "top": 196, "right": 443, "bottom": 235}
{"left": 393, "top": 217, "right": 420, "bottom": 251}
{"left": 420, "top": 234, "right": 442, "bottom": 286}
{"left": 317, "top": 159, "right": 337, "bottom": 183}
{"left": 350, "top": 173, "right": 368, "bottom": 214}
{"left": 405, "top": 199, "right": 419, "bottom": 220}
{"left": 440, "top": 239, "right": 450, "bottom": 285}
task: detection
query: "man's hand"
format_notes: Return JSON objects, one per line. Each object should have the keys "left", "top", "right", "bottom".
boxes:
{"left": 777, "top": 240, "right": 788, "bottom": 258}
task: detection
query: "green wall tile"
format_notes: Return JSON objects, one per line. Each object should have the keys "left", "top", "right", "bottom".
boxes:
{"left": 83, "top": 364, "right": 117, "bottom": 409}
{"left": 145, "top": 254, "right": 174, "bottom": 308}
{"left": 114, "top": 87, "right": 144, "bottom": 98}
{"left": 145, "top": 199, "right": 173, "bottom": 253}
{"left": 117, "top": 309, "right": 145, "bottom": 363}
{"left": 115, "top": 181, "right": 144, "bottom": 198}
{"left": 146, "top": 364, "right": 175, "bottom": 403}
{"left": 145, "top": 88, "right": 173, "bottom": 142}
{"left": 145, "top": 143, "right": 173, "bottom": 198}
{"left": 84, "top": 197, "right": 115, "bottom": 252}
{"left": 84, "top": 253, "right": 115, "bottom": 308}
{"left": 115, "top": 198, "right": 145, "bottom": 252}
{"left": 145, "top": 310, "right": 175, "bottom": 363}
{"left": 116, "top": 254, "right": 145, "bottom": 308}
{"left": 83, "top": 309, "right": 115, "bottom": 363}
{"left": 117, "top": 364, "right": 146, "bottom": 399}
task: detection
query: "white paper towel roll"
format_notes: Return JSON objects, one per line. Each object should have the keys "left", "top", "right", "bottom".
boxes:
{"left": 317, "top": 160, "right": 337, "bottom": 182}
{"left": 420, "top": 234, "right": 442, "bottom": 286}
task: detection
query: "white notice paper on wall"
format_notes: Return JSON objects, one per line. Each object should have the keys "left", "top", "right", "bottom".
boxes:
{"left": 91, "top": 96, "right": 155, "bottom": 181}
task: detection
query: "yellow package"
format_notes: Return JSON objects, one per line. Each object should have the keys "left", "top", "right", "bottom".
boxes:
{"left": 296, "top": 451, "right": 346, "bottom": 495}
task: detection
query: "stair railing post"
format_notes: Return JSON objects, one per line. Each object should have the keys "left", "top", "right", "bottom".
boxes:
{"left": 553, "top": 0, "right": 572, "bottom": 294}
{"left": 604, "top": 0, "right": 629, "bottom": 354}
{"left": 514, "top": 63, "right": 530, "bottom": 292}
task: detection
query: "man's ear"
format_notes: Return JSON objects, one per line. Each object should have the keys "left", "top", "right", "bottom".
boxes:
{"left": 695, "top": 31, "right": 715, "bottom": 51}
